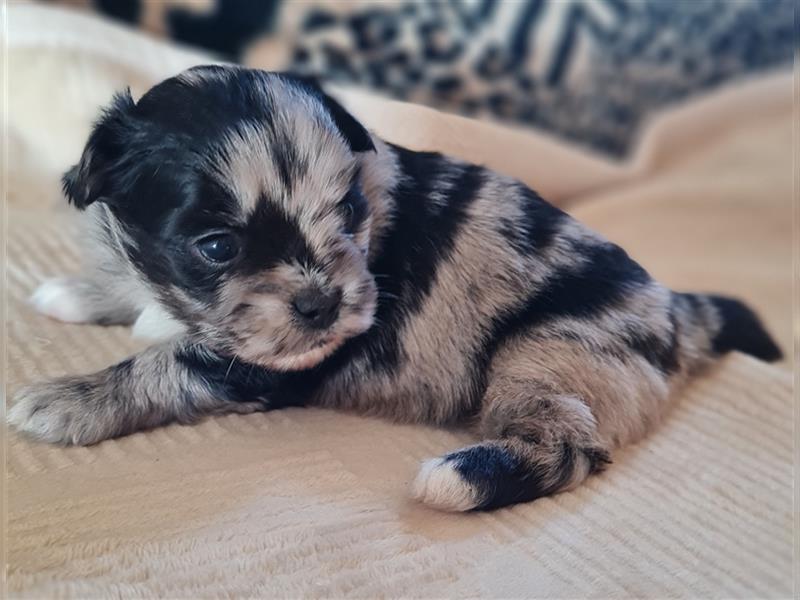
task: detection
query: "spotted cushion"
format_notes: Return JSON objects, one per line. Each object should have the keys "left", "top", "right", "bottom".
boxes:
{"left": 43, "top": 0, "right": 796, "bottom": 157}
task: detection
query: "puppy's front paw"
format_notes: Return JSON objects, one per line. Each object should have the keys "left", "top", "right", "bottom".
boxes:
{"left": 8, "top": 377, "right": 114, "bottom": 445}
{"left": 30, "top": 278, "right": 93, "bottom": 323}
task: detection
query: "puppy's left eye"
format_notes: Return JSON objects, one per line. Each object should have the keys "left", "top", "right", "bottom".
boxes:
{"left": 339, "top": 188, "right": 368, "bottom": 235}
{"left": 195, "top": 233, "right": 240, "bottom": 264}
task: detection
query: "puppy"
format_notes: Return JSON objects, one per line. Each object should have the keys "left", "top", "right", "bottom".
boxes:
{"left": 8, "top": 66, "right": 781, "bottom": 511}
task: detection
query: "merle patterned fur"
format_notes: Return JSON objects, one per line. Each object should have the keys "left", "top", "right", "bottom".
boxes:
{"left": 9, "top": 66, "right": 781, "bottom": 511}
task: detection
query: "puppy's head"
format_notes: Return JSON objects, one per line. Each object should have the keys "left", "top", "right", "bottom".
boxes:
{"left": 64, "top": 66, "right": 379, "bottom": 370}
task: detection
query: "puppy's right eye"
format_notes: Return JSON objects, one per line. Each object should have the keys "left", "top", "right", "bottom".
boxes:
{"left": 194, "top": 233, "right": 240, "bottom": 264}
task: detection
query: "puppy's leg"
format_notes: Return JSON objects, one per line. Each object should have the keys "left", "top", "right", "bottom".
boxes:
{"left": 31, "top": 276, "right": 140, "bottom": 326}
{"left": 412, "top": 379, "right": 610, "bottom": 511}
{"left": 130, "top": 303, "right": 188, "bottom": 341}
{"left": 8, "top": 339, "right": 284, "bottom": 445}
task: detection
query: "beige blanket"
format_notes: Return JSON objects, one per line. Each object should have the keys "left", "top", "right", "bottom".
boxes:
{"left": 4, "top": 5, "right": 794, "bottom": 598}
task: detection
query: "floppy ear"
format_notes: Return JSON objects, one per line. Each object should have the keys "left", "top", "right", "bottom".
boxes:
{"left": 62, "top": 89, "right": 136, "bottom": 209}
{"left": 281, "top": 74, "right": 375, "bottom": 154}
{"left": 316, "top": 88, "right": 376, "bottom": 153}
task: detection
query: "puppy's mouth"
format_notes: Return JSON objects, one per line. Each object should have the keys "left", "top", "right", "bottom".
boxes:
{"left": 258, "top": 309, "right": 375, "bottom": 371}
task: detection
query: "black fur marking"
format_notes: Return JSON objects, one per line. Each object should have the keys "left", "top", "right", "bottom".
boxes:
{"left": 388, "top": 152, "right": 484, "bottom": 310}
{"left": 176, "top": 345, "right": 299, "bottom": 407}
{"left": 502, "top": 243, "right": 647, "bottom": 328}
{"left": 517, "top": 241, "right": 651, "bottom": 323}
{"left": 359, "top": 148, "right": 485, "bottom": 370}
{"left": 625, "top": 331, "right": 679, "bottom": 374}
{"left": 623, "top": 313, "right": 680, "bottom": 375}
{"left": 448, "top": 443, "right": 565, "bottom": 511}
{"left": 243, "top": 201, "right": 319, "bottom": 272}
{"left": 707, "top": 295, "right": 782, "bottom": 362}
{"left": 271, "top": 130, "right": 299, "bottom": 192}
{"left": 500, "top": 186, "right": 566, "bottom": 255}
{"left": 449, "top": 445, "right": 531, "bottom": 510}
{"left": 451, "top": 442, "right": 611, "bottom": 511}
{"left": 477, "top": 241, "right": 652, "bottom": 384}
{"left": 136, "top": 68, "right": 277, "bottom": 139}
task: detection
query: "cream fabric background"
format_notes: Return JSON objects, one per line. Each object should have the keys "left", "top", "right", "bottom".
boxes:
{"left": 3, "top": 4, "right": 795, "bottom": 598}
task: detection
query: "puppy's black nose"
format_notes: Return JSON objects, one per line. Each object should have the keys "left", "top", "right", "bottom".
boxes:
{"left": 292, "top": 287, "right": 341, "bottom": 329}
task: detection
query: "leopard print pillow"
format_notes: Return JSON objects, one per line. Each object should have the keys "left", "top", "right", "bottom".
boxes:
{"left": 47, "top": 0, "right": 794, "bottom": 157}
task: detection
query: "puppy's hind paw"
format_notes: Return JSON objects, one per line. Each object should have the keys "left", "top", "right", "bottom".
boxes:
{"left": 30, "top": 278, "right": 93, "bottom": 323}
{"left": 410, "top": 456, "right": 482, "bottom": 512}
{"left": 413, "top": 441, "right": 608, "bottom": 511}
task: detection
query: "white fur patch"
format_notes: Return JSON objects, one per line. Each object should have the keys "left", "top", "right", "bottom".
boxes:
{"left": 131, "top": 304, "right": 188, "bottom": 342}
{"left": 30, "top": 279, "right": 91, "bottom": 323}
{"left": 410, "top": 457, "right": 480, "bottom": 512}
{"left": 7, "top": 395, "right": 62, "bottom": 443}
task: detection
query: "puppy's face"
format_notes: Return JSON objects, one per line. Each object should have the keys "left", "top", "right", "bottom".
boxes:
{"left": 64, "top": 67, "right": 379, "bottom": 370}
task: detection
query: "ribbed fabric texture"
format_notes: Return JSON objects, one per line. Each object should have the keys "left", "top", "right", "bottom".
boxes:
{"left": 4, "top": 6, "right": 794, "bottom": 595}
{"left": 5, "top": 208, "right": 794, "bottom": 598}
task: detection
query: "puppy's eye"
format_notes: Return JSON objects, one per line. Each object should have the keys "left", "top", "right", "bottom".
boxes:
{"left": 195, "top": 233, "right": 240, "bottom": 264}
{"left": 339, "top": 188, "right": 367, "bottom": 235}
{"left": 340, "top": 201, "right": 356, "bottom": 233}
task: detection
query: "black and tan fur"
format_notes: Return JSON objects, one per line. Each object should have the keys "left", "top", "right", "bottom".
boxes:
{"left": 8, "top": 66, "right": 781, "bottom": 511}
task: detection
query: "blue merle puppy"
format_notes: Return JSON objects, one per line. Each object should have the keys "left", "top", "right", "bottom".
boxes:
{"left": 9, "top": 66, "right": 781, "bottom": 511}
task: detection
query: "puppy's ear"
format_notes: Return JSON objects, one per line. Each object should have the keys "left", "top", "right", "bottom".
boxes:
{"left": 282, "top": 74, "right": 375, "bottom": 154}
{"left": 317, "top": 89, "right": 376, "bottom": 154}
{"left": 63, "top": 89, "right": 136, "bottom": 209}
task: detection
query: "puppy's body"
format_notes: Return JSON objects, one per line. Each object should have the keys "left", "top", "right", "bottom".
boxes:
{"left": 10, "top": 67, "right": 781, "bottom": 511}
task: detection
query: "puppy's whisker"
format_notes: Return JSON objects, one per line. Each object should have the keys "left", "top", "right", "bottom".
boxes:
{"left": 223, "top": 355, "right": 239, "bottom": 383}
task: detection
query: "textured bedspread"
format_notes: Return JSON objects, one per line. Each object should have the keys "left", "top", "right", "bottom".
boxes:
{"left": 3, "top": 5, "right": 794, "bottom": 598}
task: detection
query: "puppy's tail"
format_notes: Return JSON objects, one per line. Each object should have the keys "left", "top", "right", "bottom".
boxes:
{"left": 677, "top": 293, "right": 782, "bottom": 365}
